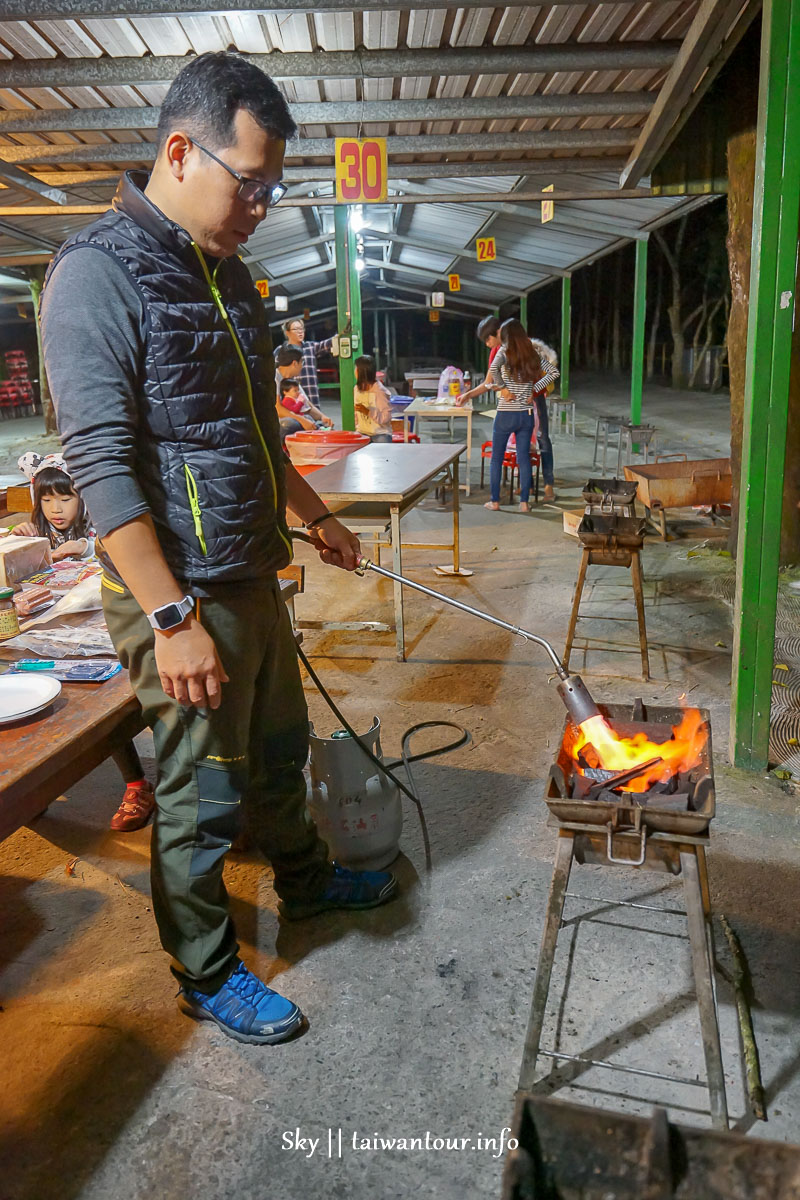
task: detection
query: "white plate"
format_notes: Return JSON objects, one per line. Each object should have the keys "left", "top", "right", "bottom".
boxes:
{"left": 0, "top": 674, "right": 62, "bottom": 724}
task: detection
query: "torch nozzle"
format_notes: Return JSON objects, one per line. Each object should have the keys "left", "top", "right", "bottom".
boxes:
{"left": 556, "top": 673, "right": 602, "bottom": 728}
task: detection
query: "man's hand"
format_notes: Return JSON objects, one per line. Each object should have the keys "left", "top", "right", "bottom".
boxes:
{"left": 498, "top": 387, "right": 512, "bottom": 401}
{"left": 154, "top": 615, "right": 230, "bottom": 709}
{"left": 52, "top": 539, "right": 87, "bottom": 561}
{"left": 321, "top": 415, "right": 334, "bottom": 428}
{"left": 309, "top": 517, "right": 361, "bottom": 571}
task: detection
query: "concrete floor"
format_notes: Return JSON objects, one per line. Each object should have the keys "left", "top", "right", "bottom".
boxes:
{"left": 2, "top": 375, "right": 800, "bottom": 1199}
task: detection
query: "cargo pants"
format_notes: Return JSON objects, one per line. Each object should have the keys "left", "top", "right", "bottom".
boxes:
{"left": 102, "top": 574, "right": 332, "bottom": 993}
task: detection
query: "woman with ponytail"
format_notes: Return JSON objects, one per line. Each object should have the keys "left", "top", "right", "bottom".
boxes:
{"left": 484, "top": 319, "right": 559, "bottom": 511}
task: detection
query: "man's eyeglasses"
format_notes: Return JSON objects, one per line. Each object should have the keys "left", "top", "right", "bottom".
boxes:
{"left": 192, "top": 139, "right": 287, "bottom": 208}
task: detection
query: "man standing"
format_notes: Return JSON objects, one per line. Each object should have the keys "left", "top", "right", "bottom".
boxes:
{"left": 282, "top": 316, "right": 338, "bottom": 411}
{"left": 41, "top": 52, "right": 397, "bottom": 1047}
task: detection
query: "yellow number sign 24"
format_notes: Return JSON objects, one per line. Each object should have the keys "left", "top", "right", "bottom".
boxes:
{"left": 476, "top": 237, "right": 497, "bottom": 262}
{"left": 335, "top": 138, "right": 388, "bottom": 204}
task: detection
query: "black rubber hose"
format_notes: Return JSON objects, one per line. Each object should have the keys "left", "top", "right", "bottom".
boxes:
{"left": 296, "top": 642, "right": 470, "bottom": 873}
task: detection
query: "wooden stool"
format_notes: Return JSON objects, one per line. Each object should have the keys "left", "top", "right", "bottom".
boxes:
{"left": 563, "top": 545, "right": 649, "bottom": 681}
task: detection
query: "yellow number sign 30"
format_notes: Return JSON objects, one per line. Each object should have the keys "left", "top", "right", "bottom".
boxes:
{"left": 335, "top": 138, "right": 388, "bottom": 204}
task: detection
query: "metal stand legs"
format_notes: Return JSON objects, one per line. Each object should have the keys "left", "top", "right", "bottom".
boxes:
{"left": 518, "top": 830, "right": 729, "bottom": 1130}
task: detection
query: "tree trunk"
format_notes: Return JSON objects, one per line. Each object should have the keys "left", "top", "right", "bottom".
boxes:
{"left": 28, "top": 266, "right": 56, "bottom": 434}
{"left": 591, "top": 261, "right": 602, "bottom": 369}
{"left": 712, "top": 295, "right": 730, "bottom": 391}
{"left": 656, "top": 217, "right": 688, "bottom": 389}
{"left": 646, "top": 260, "right": 663, "bottom": 381}
{"left": 689, "top": 295, "right": 723, "bottom": 390}
{"left": 612, "top": 254, "right": 622, "bottom": 372}
{"left": 726, "top": 128, "right": 757, "bottom": 554}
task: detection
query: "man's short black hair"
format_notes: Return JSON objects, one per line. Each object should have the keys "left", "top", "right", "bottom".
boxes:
{"left": 157, "top": 52, "right": 297, "bottom": 151}
{"left": 276, "top": 343, "right": 303, "bottom": 366}
{"left": 477, "top": 315, "right": 501, "bottom": 341}
{"left": 279, "top": 377, "right": 300, "bottom": 396}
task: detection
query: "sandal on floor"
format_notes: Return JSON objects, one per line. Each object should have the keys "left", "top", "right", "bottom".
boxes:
{"left": 110, "top": 781, "right": 155, "bottom": 832}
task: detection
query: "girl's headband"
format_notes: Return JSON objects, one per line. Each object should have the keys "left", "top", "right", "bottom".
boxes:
{"left": 17, "top": 451, "right": 70, "bottom": 483}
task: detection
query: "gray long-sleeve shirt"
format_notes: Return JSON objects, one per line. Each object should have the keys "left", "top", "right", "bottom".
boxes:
{"left": 40, "top": 245, "right": 153, "bottom": 538}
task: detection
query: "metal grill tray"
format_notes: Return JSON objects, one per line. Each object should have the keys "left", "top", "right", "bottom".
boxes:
{"left": 577, "top": 513, "right": 647, "bottom": 549}
{"left": 582, "top": 477, "right": 639, "bottom": 508}
{"left": 545, "top": 701, "right": 714, "bottom": 836}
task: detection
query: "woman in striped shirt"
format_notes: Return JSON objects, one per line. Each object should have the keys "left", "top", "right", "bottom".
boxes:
{"left": 485, "top": 319, "right": 559, "bottom": 512}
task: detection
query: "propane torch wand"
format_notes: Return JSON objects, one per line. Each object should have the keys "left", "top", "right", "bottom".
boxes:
{"left": 354, "top": 553, "right": 602, "bottom": 729}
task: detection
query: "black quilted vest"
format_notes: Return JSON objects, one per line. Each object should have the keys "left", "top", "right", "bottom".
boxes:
{"left": 45, "top": 170, "right": 291, "bottom": 586}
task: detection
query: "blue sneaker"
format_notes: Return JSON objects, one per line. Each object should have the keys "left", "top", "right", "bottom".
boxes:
{"left": 278, "top": 861, "right": 398, "bottom": 920}
{"left": 177, "top": 961, "right": 303, "bottom": 1044}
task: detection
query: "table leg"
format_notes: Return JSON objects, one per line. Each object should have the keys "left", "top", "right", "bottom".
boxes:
{"left": 466, "top": 409, "right": 472, "bottom": 496}
{"left": 391, "top": 503, "right": 405, "bottom": 661}
{"left": 452, "top": 458, "right": 461, "bottom": 572}
{"left": 404, "top": 414, "right": 409, "bottom": 444}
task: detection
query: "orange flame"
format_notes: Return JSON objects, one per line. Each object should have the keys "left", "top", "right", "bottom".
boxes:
{"left": 568, "top": 708, "right": 707, "bottom": 793}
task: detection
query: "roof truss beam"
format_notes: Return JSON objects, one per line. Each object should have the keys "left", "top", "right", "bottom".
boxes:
{"left": 0, "top": 94, "right": 653, "bottom": 136}
{"left": 0, "top": 130, "right": 634, "bottom": 167}
{"left": 364, "top": 257, "right": 510, "bottom": 299}
{"left": 364, "top": 227, "right": 563, "bottom": 279}
{"left": 0, "top": 161, "right": 71, "bottom": 206}
{"left": 0, "top": 0, "right": 681, "bottom": 15}
{"left": 0, "top": 44, "right": 680, "bottom": 90}
{"left": 0, "top": 158, "right": 630, "bottom": 191}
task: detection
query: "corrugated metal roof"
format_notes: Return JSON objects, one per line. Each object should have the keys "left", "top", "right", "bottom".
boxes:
{"left": 0, "top": 1, "right": 740, "bottom": 305}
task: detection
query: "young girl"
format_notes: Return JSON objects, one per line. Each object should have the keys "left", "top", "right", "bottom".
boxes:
{"left": 11, "top": 452, "right": 95, "bottom": 560}
{"left": 485, "top": 320, "right": 558, "bottom": 513}
{"left": 354, "top": 355, "right": 393, "bottom": 443}
{"left": 11, "top": 453, "right": 154, "bottom": 831}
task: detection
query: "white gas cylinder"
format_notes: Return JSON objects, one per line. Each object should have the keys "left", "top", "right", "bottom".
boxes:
{"left": 307, "top": 718, "right": 402, "bottom": 871}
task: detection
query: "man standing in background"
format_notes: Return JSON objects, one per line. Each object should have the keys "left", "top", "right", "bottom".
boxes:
{"left": 282, "top": 316, "right": 338, "bottom": 413}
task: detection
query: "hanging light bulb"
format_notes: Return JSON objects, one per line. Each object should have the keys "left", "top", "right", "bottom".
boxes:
{"left": 354, "top": 256, "right": 366, "bottom": 272}
{"left": 349, "top": 206, "right": 365, "bottom": 233}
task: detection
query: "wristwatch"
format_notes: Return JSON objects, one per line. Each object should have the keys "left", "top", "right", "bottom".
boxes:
{"left": 147, "top": 595, "right": 194, "bottom": 632}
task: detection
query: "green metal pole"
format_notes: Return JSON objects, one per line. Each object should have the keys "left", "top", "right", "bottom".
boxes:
{"left": 631, "top": 238, "right": 648, "bottom": 425}
{"left": 347, "top": 218, "right": 362, "bottom": 358}
{"left": 560, "top": 275, "right": 571, "bottom": 401}
{"left": 731, "top": 0, "right": 800, "bottom": 769}
{"left": 334, "top": 205, "right": 355, "bottom": 431}
{"left": 519, "top": 293, "right": 528, "bottom": 331}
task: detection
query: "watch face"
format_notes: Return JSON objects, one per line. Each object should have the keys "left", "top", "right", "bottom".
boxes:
{"left": 155, "top": 602, "right": 182, "bottom": 630}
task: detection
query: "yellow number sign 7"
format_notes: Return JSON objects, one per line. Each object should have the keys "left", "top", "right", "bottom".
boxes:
{"left": 476, "top": 237, "right": 497, "bottom": 262}
{"left": 335, "top": 138, "right": 388, "bottom": 204}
